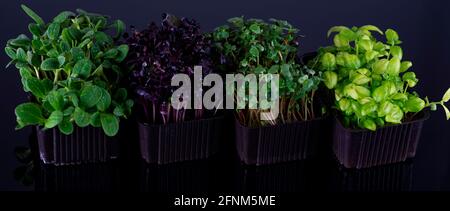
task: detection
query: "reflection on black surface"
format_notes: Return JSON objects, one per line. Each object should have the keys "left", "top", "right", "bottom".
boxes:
{"left": 234, "top": 161, "right": 310, "bottom": 193}
{"left": 140, "top": 160, "right": 211, "bottom": 193}
{"left": 35, "top": 162, "right": 121, "bottom": 192}
{"left": 13, "top": 132, "right": 416, "bottom": 192}
{"left": 330, "top": 160, "right": 414, "bottom": 192}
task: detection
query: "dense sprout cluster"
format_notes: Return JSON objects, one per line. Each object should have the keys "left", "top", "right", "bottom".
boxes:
{"left": 125, "top": 14, "right": 213, "bottom": 124}
{"left": 5, "top": 5, "right": 133, "bottom": 136}
{"left": 213, "top": 17, "right": 323, "bottom": 127}
{"left": 311, "top": 25, "right": 450, "bottom": 130}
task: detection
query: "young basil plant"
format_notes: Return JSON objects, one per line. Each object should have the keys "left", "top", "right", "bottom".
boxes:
{"left": 213, "top": 17, "right": 323, "bottom": 127}
{"left": 311, "top": 25, "right": 450, "bottom": 131}
{"left": 5, "top": 5, "right": 133, "bottom": 136}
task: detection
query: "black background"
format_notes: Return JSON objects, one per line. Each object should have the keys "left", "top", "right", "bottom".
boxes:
{"left": 0, "top": 0, "right": 449, "bottom": 191}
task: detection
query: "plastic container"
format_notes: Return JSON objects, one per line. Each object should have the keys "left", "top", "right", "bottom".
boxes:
{"left": 333, "top": 111, "right": 429, "bottom": 169}
{"left": 36, "top": 126, "right": 119, "bottom": 166}
{"left": 235, "top": 116, "right": 327, "bottom": 166}
{"left": 138, "top": 116, "right": 223, "bottom": 164}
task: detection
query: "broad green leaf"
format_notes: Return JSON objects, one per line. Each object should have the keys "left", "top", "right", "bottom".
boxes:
{"left": 26, "top": 78, "right": 49, "bottom": 99}
{"left": 100, "top": 113, "right": 119, "bottom": 137}
{"left": 363, "top": 118, "right": 377, "bottom": 131}
{"left": 53, "top": 11, "right": 75, "bottom": 23}
{"left": 249, "top": 24, "right": 262, "bottom": 34}
{"left": 15, "top": 103, "right": 44, "bottom": 127}
{"left": 57, "top": 55, "right": 65, "bottom": 66}
{"left": 442, "top": 88, "right": 450, "bottom": 103}
{"left": 96, "top": 87, "right": 111, "bottom": 111}
{"left": 47, "top": 23, "right": 61, "bottom": 40}
{"left": 45, "top": 110, "right": 63, "bottom": 129}
{"left": 63, "top": 106, "right": 74, "bottom": 116}
{"left": 113, "top": 20, "right": 126, "bottom": 39}
{"left": 352, "top": 73, "right": 371, "bottom": 85}
{"left": 46, "top": 90, "right": 64, "bottom": 110}
{"left": 442, "top": 105, "right": 450, "bottom": 120}
{"left": 386, "top": 57, "right": 401, "bottom": 76}
{"left": 377, "top": 101, "right": 394, "bottom": 117}
{"left": 402, "top": 72, "right": 418, "bottom": 87}
{"left": 80, "top": 85, "right": 102, "bottom": 108}
{"left": 385, "top": 105, "right": 403, "bottom": 124}
{"left": 115, "top": 44, "right": 129, "bottom": 62}
{"left": 321, "top": 53, "right": 336, "bottom": 70}
{"left": 333, "top": 34, "right": 349, "bottom": 48}
{"left": 72, "top": 59, "right": 92, "bottom": 78}
{"left": 249, "top": 46, "right": 259, "bottom": 57}
{"left": 390, "top": 46, "right": 403, "bottom": 60}
{"left": 103, "top": 48, "right": 118, "bottom": 59}
{"left": 21, "top": 4, "right": 45, "bottom": 26}
{"left": 5, "top": 47, "right": 16, "bottom": 59}
{"left": 73, "top": 107, "right": 91, "bottom": 127}
{"left": 90, "top": 112, "right": 101, "bottom": 127}
{"left": 359, "top": 25, "right": 383, "bottom": 35}
{"left": 327, "top": 26, "right": 350, "bottom": 37}
{"left": 40, "top": 58, "right": 60, "bottom": 70}
{"left": 385, "top": 29, "right": 399, "bottom": 44}
{"left": 70, "top": 47, "right": 84, "bottom": 62}
{"left": 16, "top": 48, "right": 27, "bottom": 62}
{"left": 404, "top": 96, "right": 425, "bottom": 113}
{"left": 400, "top": 61, "right": 412, "bottom": 73}
{"left": 9, "top": 35, "right": 31, "bottom": 48}
{"left": 323, "top": 71, "right": 337, "bottom": 89}
{"left": 58, "top": 117, "right": 73, "bottom": 135}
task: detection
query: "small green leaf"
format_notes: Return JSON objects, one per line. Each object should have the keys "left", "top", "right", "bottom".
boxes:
{"left": 390, "top": 46, "right": 403, "bottom": 60}
{"left": 100, "top": 113, "right": 119, "bottom": 137}
{"left": 5, "top": 47, "right": 16, "bottom": 59}
{"left": 386, "top": 29, "right": 399, "bottom": 44}
{"left": 97, "top": 87, "right": 111, "bottom": 112}
{"left": 359, "top": 25, "right": 383, "bottom": 35}
{"left": 53, "top": 11, "right": 75, "bottom": 23}
{"left": 21, "top": 4, "right": 45, "bottom": 26}
{"left": 323, "top": 71, "right": 337, "bottom": 89}
{"left": 103, "top": 48, "right": 118, "bottom": 59}
{"left": 40, "top": 58, "right": 60, "bottom": 70}
{"left": 385, "top": 104, "right": 403, "bottom": 124}
{"left": 46, "top": 90, "right": 64, "bottom": 110}
{"left": 63, "top": 106, "right": 74, "bottom": 116}
{"left": 16, "top": 48, "right": 27, "bottom": 62}
{"left": 57, "top": 55, "right": 65, "bottom": 66}
{"left": 115, "top": 44, "right": 129, "bottom": 62}
{"left": 70, "top": 47, "right": 84, "bottom": 62}
{"left": 73, "top": 107, "right": 91, "bottom": 127}
{"left": 442, "top": 105, "right": 450, "bottom": 120}
{"left": 249, "top": 24, "right": 261, "bottom": 34}
{"left": 26, "top": 77, "right": 51, "bottom": 99}
{"left": 327, "top": 26, "right": 350, "bottom": 37}
{"left": 442, "top": 88, "right": 450, "bottom": 103}
{"left": 90, "top": 112, "right": 101, "bottom": 127}
{"left": 363, "top": 118, "right": 377, "bottom": 131}
{"left": 249, "top": 46, "right": 259, "bottom": 57}
{"left": 58, "top": 117, "right": 73, "bottom": 135}
{"left": 404, "top": 96, "right": 425, "bottom": 113}
{"left": 400, "top": 61, "right": 412, "bottom": 73}
{"left": 47, "top": 23, "right": 61, "bottom": 40}
{"left": 386, "top": 57, "right": 401, "bottom": 76}
{"left": 80, "top": 85, "right": 102, "bottom": 108}
{"left": 45, "top": 110, "right": 63, "bottom": 129}
{"left": 113, "top": 106, "right": 125, "bottom": 117}
{"left": 73, "top": 59, "right": 92, "bottom": 78}
{"left": 15, "top": 103, "right": 44, "bottom": 127}
{"left": 113, "top": 20, "right": 126, "bottom": 39}
{"left": 321, "top": 52, "right": 336, "bottom": 70}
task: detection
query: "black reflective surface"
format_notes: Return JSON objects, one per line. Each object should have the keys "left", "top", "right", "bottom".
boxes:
{"left": 3, "top": 129, "right": 449, "bottom": 192}
{"left": 1, "top": 0, "right": 450, "bottom": 192}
